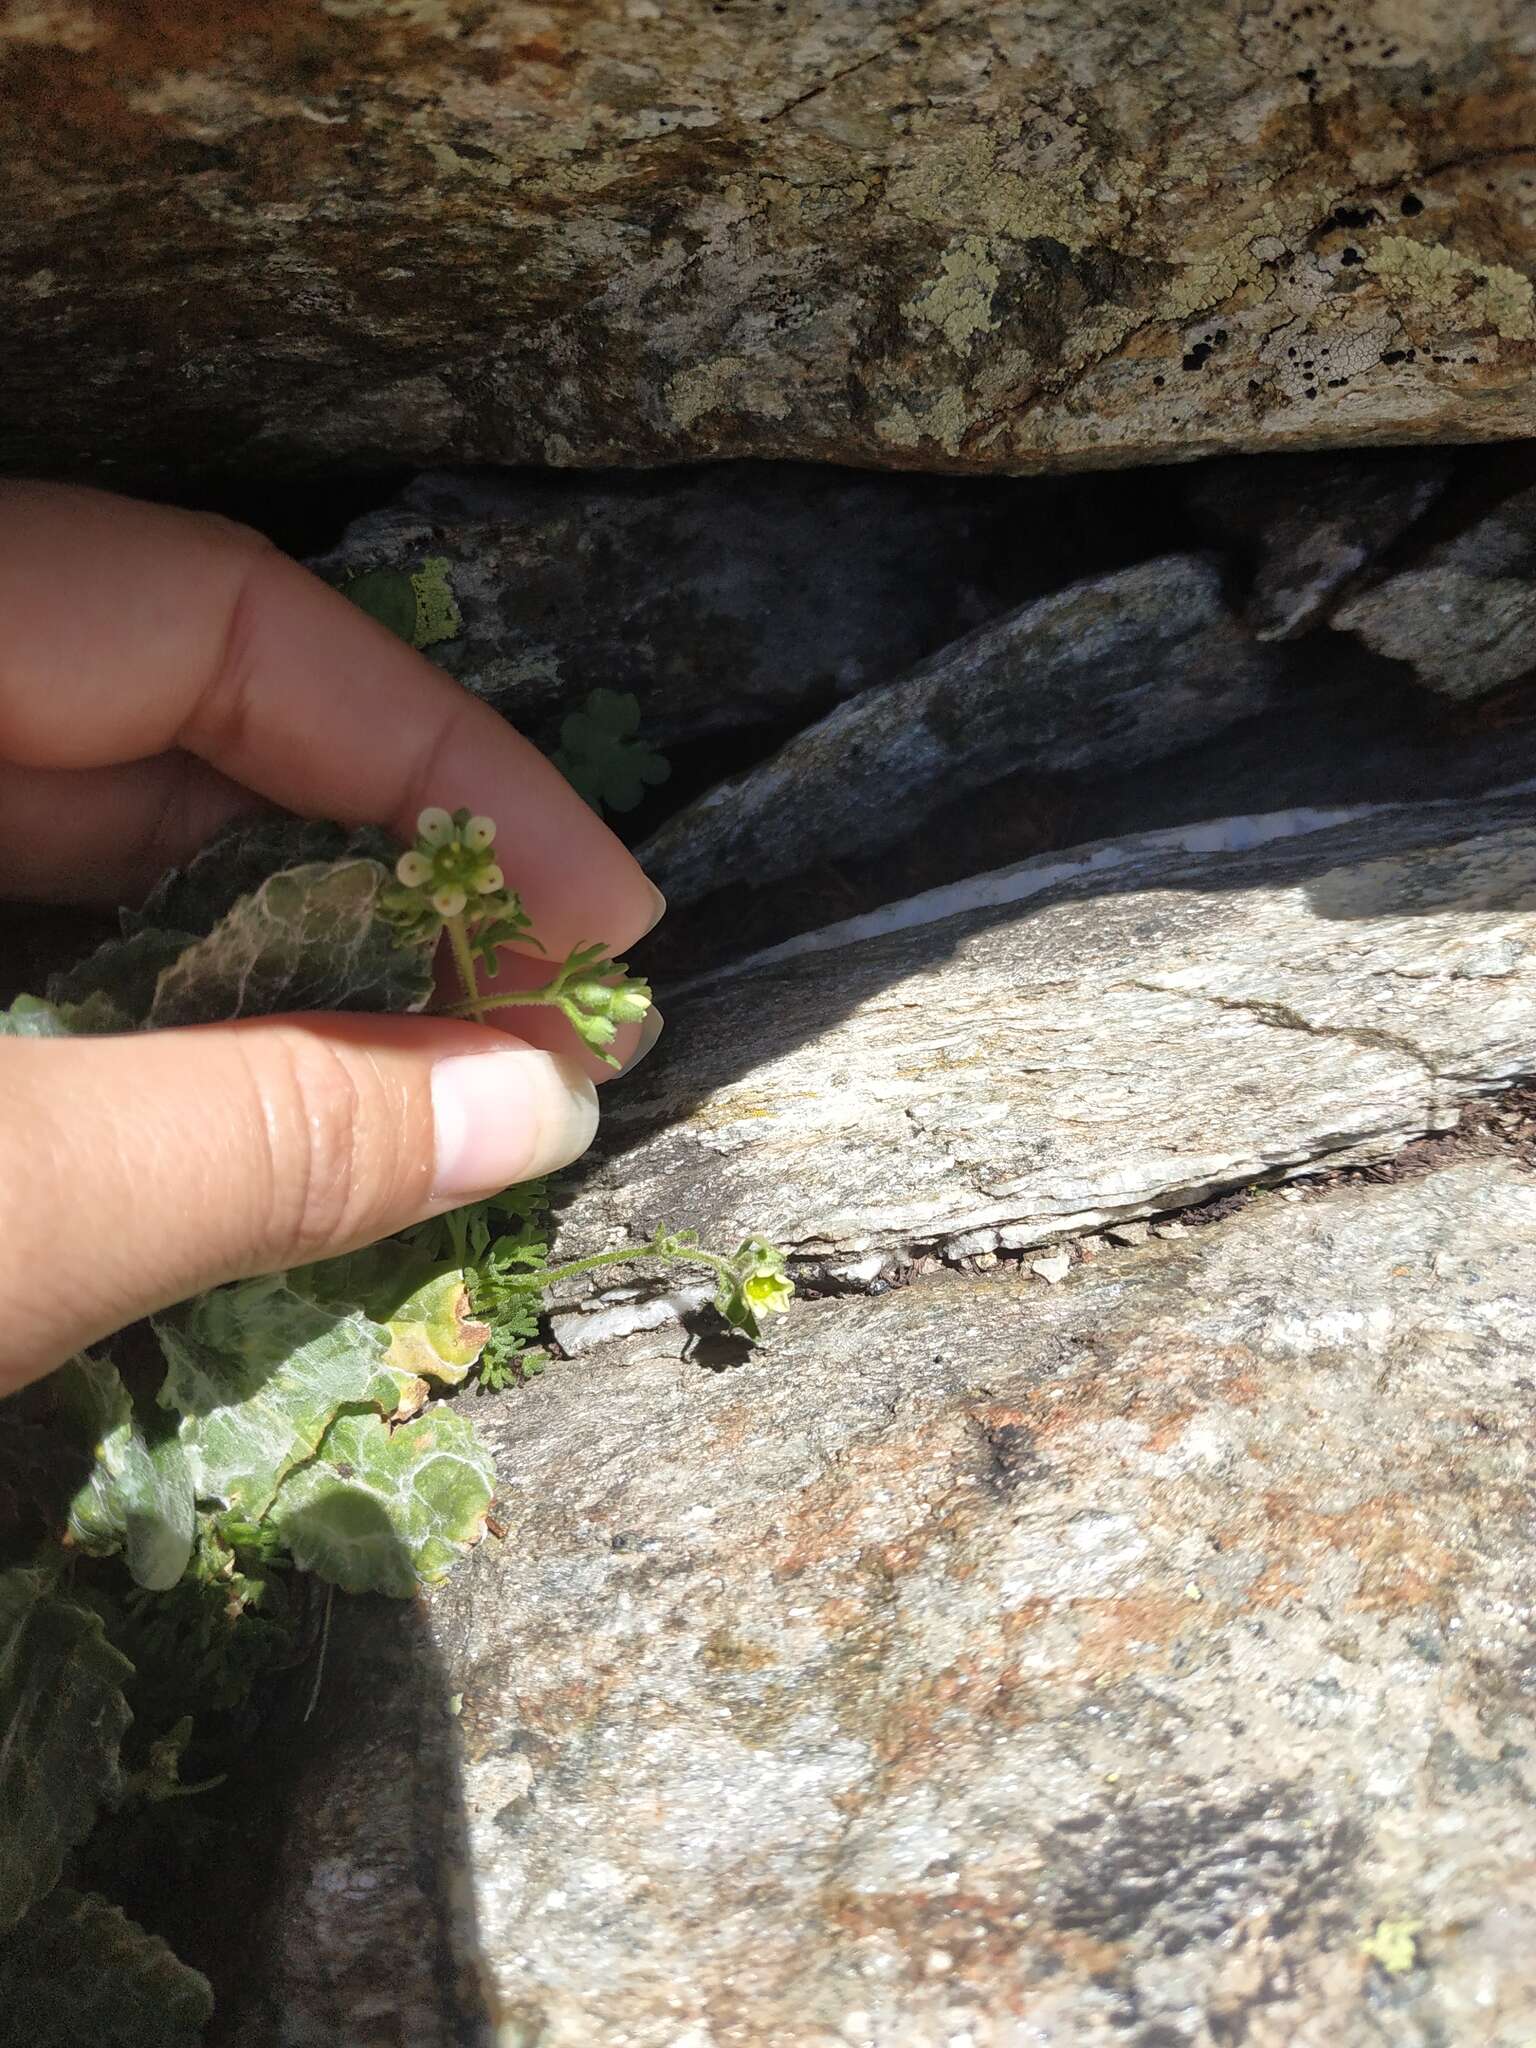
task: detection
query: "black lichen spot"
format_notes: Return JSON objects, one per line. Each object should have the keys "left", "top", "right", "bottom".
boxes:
{"left": 1332, "top": 205, "right": 1381, "bottom": 229}
{"left": 1297, "top": 65, "right": 1318, "bottom": 83}
{"left": 981, "top": 1422, "right": 1053, "bottom": 1496}
{"left": 1153, "top": 374, "right": 1166, "bottom": 387}
{"left": 1339, "top": 247, "right": 1364, "bottom": 265}
{"left": 1401, "top": 193, "right": 1424, "bottom": 216}
{"left": 1049, "top": 1789, "right": 1362, "bottom": 1956}
{"left": 1183, "top": 342, "right": 1214, "bottom": 371}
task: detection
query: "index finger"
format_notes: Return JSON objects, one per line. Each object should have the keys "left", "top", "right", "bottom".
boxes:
{"left": 0, "top": 483, "right": 664, "bottom": 955}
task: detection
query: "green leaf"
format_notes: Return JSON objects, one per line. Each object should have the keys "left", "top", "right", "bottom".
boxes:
{"left": 552, "top": 688, "right": 671, "bottom": 816}
{"left": 49, "top": 928, "right": 199, "bottom": 1023}
{"left": 0, "top": 991, "right": 130, "bottom": 1037}
{"left": 156, "top": 1279, "right": 401, "bottom": 1521}
{"left": 341, "top": 558, "right": 460, "bottom": 650}
{"left": 50, "top": 1353, "right": 196, "bottom": 1592}
{"left": 295, "top": 1246, "right": 488, "bottom": 1390}
{"left": 146, "top": 859, "right": 434, "bottom": 1027}
{"left": 0, "top": 1568, "right": 132, "bottom": 1930}
{"left": 269, "top": 1406, "right": 495, "bottom": 1597}
{"left": 50, "top": 819, "right": 431, "bottom": 1030}
{"left": 0, "top": 1886, "right": 212, "bottom": 2045}
{"left": 128, "top": 816, "right": 399, "bottom": 940}
{"left": 341, "top": 565, "right": 419, "bottom": 643}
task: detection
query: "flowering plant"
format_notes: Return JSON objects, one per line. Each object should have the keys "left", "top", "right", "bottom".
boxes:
{"left": 382, "top": 806, "right": 652, "bottom": 1061}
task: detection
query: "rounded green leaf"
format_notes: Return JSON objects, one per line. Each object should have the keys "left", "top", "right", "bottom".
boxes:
{"left": 269, "top": 1406, "right": 495, "bottom": 1598}
{"left": 52, "top": 1353, "right": 196, "bottom": 1592}
{"left": 0, "top": 1887, "right": 212, "bottom": 2046}
{"left": 0, "top": 1570, "right": 132, "bottom": 1930}
{"left": 341, "top": 565, "right": 419, "bottom": 642}
{"left": 157, "top": 1280, "right": 401, "bottom": 1522}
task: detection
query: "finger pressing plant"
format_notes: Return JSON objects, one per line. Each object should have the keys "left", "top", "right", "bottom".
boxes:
{"left": 0, "top": 806, "right": 791, "bottom": 2039}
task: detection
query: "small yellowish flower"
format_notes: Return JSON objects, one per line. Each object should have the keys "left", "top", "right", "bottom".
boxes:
{"left": 417, "top": 806, "right": 455, "bottom": 848}
{"left": 463, "top": 815, "right": 497, "bottom": 852}
{"left": 475, "top": 863, "right": 505, "bottom": 894}
{"left": 743, "top": 1269, "right": 795, "bottom": 1318}
{"left": 432, "top": 885, "right": 468, "bottom": 919}
{"left": 396, "top": 850, "right": 432, "bottom": 888}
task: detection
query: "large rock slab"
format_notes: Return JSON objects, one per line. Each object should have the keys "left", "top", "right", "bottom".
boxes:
{"left": 1335, "top": 483, "right": 1536, "bottom": 699}
{"left": 307, "top": 466, "right": 1063, "bottom": 748}
{"left": 4, "top": 4, "right": 1535, "bottom": 479}
{"left": 562, "top": 793, "right": 1536, "bottom": 1280}
{"left": 638, "top": 555, "right": 1289, "bottom": 907}
{"left": 246, "top": 1151, "right": 1536, "bottom": 2044}
{"left": 1184, "top": 452, "right": 1448, "bottom": 641}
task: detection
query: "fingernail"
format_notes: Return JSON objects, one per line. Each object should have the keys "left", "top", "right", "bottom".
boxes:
{"left": 642, "top": 882, "right": 667, "bottom": 936}
{"left": 432, "top": 1048, "right": 599, "bottom": 1198}
{"left": 616, "top": 1007, "right": 665, "bottom": 1078}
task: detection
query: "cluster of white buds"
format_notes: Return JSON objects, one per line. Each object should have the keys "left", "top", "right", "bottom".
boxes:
{"left": 392, "top": 807, "right": 506, "bottom": 922}
{"left": 380, "top": 807, "right": 536, "bottom": 970}
{"left": 379, "top": 804, "right": 651, "bottom": 1066}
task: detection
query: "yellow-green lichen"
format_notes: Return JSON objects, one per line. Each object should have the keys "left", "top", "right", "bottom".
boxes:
{"left": 887, "top": 125, "right": 1118, "bottom": 251}
{"left": 1369, "top": 236, "right": 1535, "bottom": 341}
{"left": 1360, "top": 1917, "right": 1423, "bottom": 1975}
{"left": 903, "top": 235, "right": 1001, "bottom": 353}
{"left": 1162, "top": 214, "right": 1281, "bottom": 323}
{"left": 667, "top": 356, "right": 792, "bottom": 431}
{"left": 423, "top": 139, "right": 514, "bottom": 191}
{"left": 409, "top": 557, "right": 461, "bottom": 649}
{"left": 875, "top": 387, "right": 970, "bottom": 455}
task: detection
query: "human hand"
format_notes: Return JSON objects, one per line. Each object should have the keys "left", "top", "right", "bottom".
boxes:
{"left": 0, "top": 483, "right": 664, "bottom": 1390}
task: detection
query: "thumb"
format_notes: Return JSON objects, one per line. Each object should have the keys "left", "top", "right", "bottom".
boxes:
{"left": 0, "top": 1015, "right": 599, "bottom": 1393}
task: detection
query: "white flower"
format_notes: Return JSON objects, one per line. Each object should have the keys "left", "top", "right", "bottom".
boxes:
{"left": 431, "top": 885, "right": 468, "bottom": 919}
{"left": 395, "top": 850, "right": 432, "bottom": 887}
{"left": 463, "top": 815, "right": 497, "bottom": 851}
{"left": 475, "top": 863, "right": 505, "bottom": 894}
{"left": 417, "top": 806, "right": 454, "bottom": 847}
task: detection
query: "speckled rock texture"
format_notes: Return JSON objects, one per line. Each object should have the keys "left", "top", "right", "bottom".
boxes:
{"left": 636, "top": 554, "right": 1290, "bottom": 906}
{"left": 4, "top": 1, "right": 1535, "bottom": 479}
{"left": 1183, "top": 450, "right": 1449, "bottom": 640}
{"left": 306, "top": 466, "right": 1067, "bottom": 748}
{"left": 553, "top": 791, "right": 1536, "bottom": 1292}
{"left": 243, "top": 1151, "right": 1536, "bottom": 2046}
{"left": 1335, "top": 481, "right": 1536, "bottom": 697}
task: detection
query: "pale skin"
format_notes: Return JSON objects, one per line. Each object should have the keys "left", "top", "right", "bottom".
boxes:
{"left": 0, "top": 483, "right": 665, "bottom": 1393}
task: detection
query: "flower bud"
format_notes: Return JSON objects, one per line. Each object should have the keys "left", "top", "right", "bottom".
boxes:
{"left": 463, "top": 815, "right": 497, "bottom": 852}
{"left": 475, "top": 863, "right": 505, "bottom": 894}
{"left": 609, "top": 980, "right": 652, "bottom": 1022}
{"left": 396, "top": 850, "right": 432, "bottom": 887}
{"left": 567, "top": 980, "right": 612, "bottom": 1011}
{"left": 431, "top": 885, "right": 468, "bottom": 919}
{"left": 417, "top": 807, "right": 454, "bottom": 848}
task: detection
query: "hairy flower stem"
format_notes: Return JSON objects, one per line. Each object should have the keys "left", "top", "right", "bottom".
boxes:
{"left": 531, "top": 1242, "right": 735, "bottom": 1294}
{"left": 445, "top": 986, "right": 563, "bottom": 1022}
{"left": 445, "top": 913, "right": 491, "bottom": 1022}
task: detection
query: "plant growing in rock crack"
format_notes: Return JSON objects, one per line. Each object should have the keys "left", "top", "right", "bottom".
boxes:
{"left": 0, "top": 805, "right": 790, "bottom": 2040}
